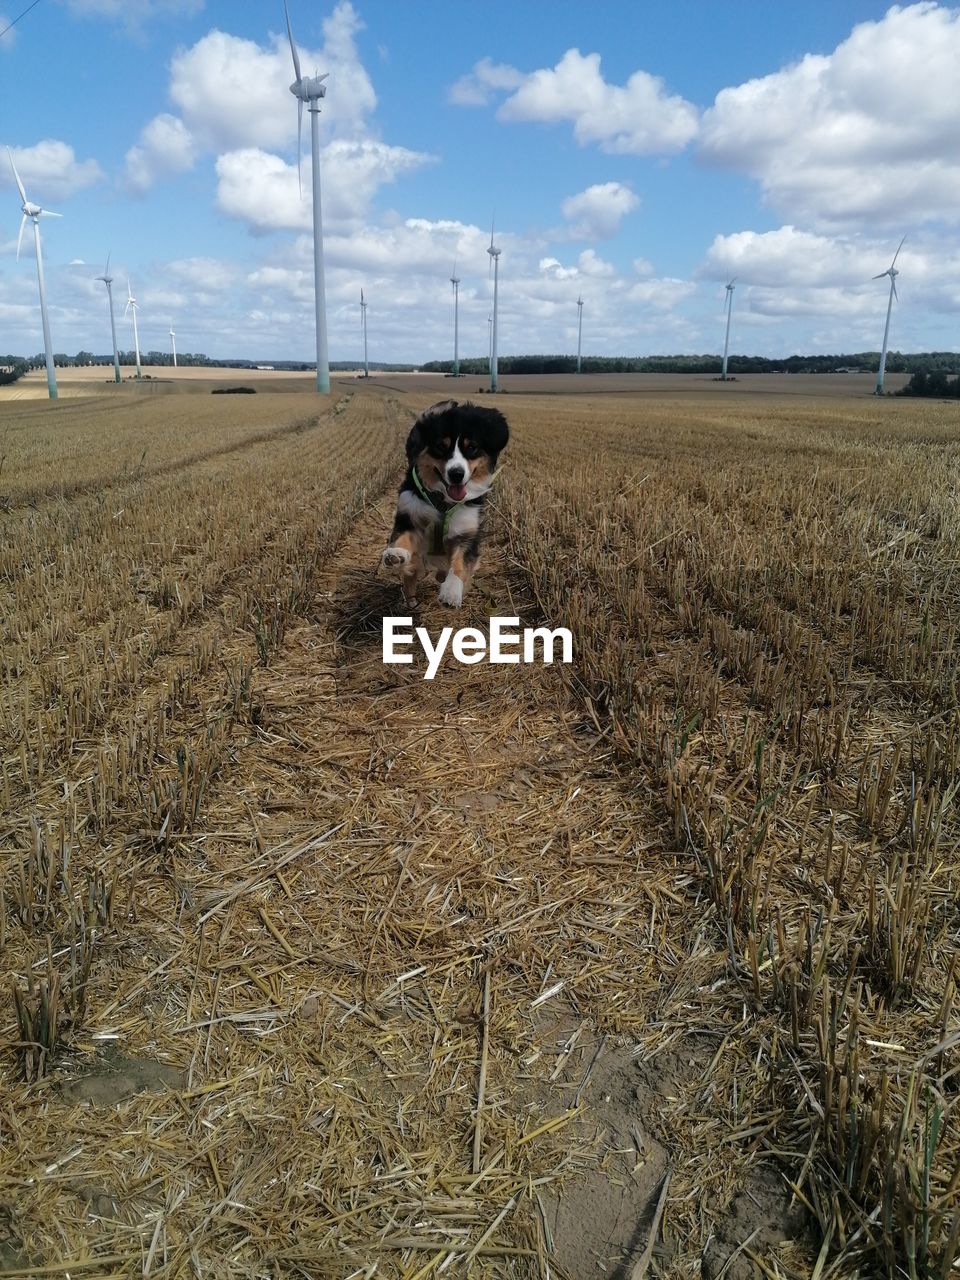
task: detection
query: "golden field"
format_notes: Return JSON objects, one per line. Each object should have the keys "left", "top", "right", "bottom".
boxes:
{"left": 1, "top": 378, "right": 957, "bottom": 1279}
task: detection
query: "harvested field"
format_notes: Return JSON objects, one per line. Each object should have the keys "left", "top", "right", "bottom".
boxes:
{"left": 1, "top": 384, "right": 958, "bottom": 1279}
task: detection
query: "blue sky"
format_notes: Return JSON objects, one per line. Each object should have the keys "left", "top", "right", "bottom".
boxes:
{"left": 3, "top": 0, "right": 960, "bottom": 363}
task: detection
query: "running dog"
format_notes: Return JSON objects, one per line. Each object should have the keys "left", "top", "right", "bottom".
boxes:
{"left": 380, "top": 399, "right": 509, "bottom": 607}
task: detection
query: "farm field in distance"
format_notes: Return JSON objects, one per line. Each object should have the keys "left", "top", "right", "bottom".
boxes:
{"left": 1, "top": 377, "right": 957, "bottom": 1278}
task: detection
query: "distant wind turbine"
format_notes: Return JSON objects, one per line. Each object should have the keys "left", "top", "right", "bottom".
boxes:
{"left": 360, "top": 288, "right": 368, "bottom": 378}
{"left": 283, "top": 0, "right": 330, "bottom": 395}
{"left": 124, "top": 279, "right": 142, "bottom": 379}
{"left": 576, "top": 295, "right": 584, "bottom": 374}
{"left": 169, "top": 324, "right": 177, "bottom": 368}
{"left": 450, "top": 262, "right": 460, "bottom": 377}
{"left": 8, "top": 148, "right": 60, "bottom": 400}
{"left": 95, "top": 252, "right": 121, "bottom": 385}
{"left": 721, "top": 279, "right": 736, "bottom": 380}
{"left": 873, "top": 236, "right": 905, "bottom": 396}
{"left": 487, "top": 219, "right": 501, "bottom": 393}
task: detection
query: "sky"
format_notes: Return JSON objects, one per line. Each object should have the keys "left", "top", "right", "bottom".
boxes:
{"left": 2, "top": 0, "right": 960, "bottom": 364}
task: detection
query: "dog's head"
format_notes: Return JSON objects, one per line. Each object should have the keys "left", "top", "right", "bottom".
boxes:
{"left": 406, "top": 400, "right": 509, "bottom": 503}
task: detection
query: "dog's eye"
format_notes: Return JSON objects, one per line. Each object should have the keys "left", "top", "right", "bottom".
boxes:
{"left": 460, "top": 439, "right": 479, "bottom": 458}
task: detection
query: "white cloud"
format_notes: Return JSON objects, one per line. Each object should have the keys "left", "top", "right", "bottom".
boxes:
{"left": 698, "top": 3, "right": 960, "bottom": 227}
{"left": 169, "top": 3, "right": 374, "bottom": 153}
{"left": 215, "top": 141, "right": 434, "bottom": 233}
{"left": 561, "top": 181, "right": 639, "bottom": 239}
{"left": 627, "top": 277, "right": 697, "bottom": 308}
{"left": 456, "top": 47, "right": 698, "bottom": 154}
{"left": 124, "top": 114, "right": 196, "bottom": 193}
{"left": 701, "top": 225, "right": 919, "bottom": 289}
{"left": 448, "top": 57, "right": 525, "bottom": 106}
{"left": 59, "top": 0, "right": 201, "bottom": 19}
{"left": 0, "top": 140, "right": 103, "bottom": 201}
{"left": 577, "top": 248, "right": 616, "bottom": 278}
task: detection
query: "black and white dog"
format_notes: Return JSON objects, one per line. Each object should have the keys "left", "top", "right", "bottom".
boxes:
{"left": 381, "top": 400, "right": 509, "bottom": 606}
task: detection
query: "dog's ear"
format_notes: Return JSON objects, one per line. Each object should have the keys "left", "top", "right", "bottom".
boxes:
{"left": 404, "top": 420, "right": 423, "bottom": 465}
{"left": 463, "top": 403, "right": 509, "bottom": 454}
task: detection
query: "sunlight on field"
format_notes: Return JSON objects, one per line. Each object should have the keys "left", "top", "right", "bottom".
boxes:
{"left": 2, "top": 385, "right": 958, "bottom": 1277}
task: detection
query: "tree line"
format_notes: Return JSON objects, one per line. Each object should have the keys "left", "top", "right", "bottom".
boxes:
{"left": 422, "top": 352, "right": 960, "bottom": 376}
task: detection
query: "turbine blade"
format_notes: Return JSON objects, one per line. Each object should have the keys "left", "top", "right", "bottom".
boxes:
{"left": 872, "top": 272, "right": 888, "bottom": 280}
{"left": 7, "top": 148, "right": 27, "bottom": 204}
{"left": 104, "top": 251, "right": 111, "bottom": 277}
{"left": 892, "top": 278, "right": 899, "bottom": 303}
{"left": 16, "top": 213, "right": 26, "bottom": 261}
{"left": 40, "top": 209, "right": 62, "bottom": 218}
{"left": 283, "top": 0, "right": 302, "bottom": 82}
{"left": 890, "top": 234, "right": 906, "bottom": 269}
{"left": 297, "top": 97, "right": 303, "bottom": 199}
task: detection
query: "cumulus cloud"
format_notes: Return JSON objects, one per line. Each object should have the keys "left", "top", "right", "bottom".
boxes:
{"left": 0, "top": 140, "right": 103, "bottom": 201}
{"left": 698, "top": 3, "right": 960, "bottom": 227}
{"left": 454, "top": 48, "right": 698, "bottom": 154}
{"left": 448, "top": 57, "right": 525, "bottom": 106}
{"left": 561, "top": 181, "right": 639, "bottom": 239}
{"left": 215, "top": 140, "right": 434, "bottom": 233}
{"left": 169, "top": 2, "right": 373, "bottom": 153}
{"left": 701, "top": 225, "right": 922, "bottom": 290}
{"left": 124, "top": 114, "right": 196, "bottom": 193}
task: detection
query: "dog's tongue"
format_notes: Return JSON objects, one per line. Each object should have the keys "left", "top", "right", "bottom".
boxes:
{"left": 447, "top": 482, "right": 467, "bottom": 502}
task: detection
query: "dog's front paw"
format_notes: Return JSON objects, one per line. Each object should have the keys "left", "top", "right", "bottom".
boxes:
{"left": 381, "top": 546, "right": 410, "bottom": 572}
{"left": 437, "top": 574, "right": 464, "bottom": 607}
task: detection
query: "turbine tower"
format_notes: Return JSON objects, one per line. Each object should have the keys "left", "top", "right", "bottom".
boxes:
{"left": 487, "top": 221, "right": 501, "bottom": 393}
{"left": 576, "top": 295, "right": 584, "bottom": 374}
{"left": 124, "top": 279, "right": 142, "bottom": 380}
{"left": 487, "top": 315, "right": 492, "bottom": 375}
{"left": 721, "top": 279, "right": 736, "bottom": 380}
{"left": 450, "top": 263, "right": 460, "bottom": 377}
{"left": 8, "top": 149, "right": 60, "bottom": 400}
{"left": 95, "top": 252, "right": 121, "bottom": 385}
{"left": 360, "top": 288, "right": 368, "bottom": 378}
{"left": 873, "top": 236, "right": 905, "bottom": 396}
{"left": 169, "top": 324, "right": 177, "bottom": 368}
{"left": 283, "top": 1, "right": 330, "bottom": 395}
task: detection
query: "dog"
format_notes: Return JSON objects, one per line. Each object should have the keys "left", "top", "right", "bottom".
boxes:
{"left": 380, "top": 399, "right": 509, "bottom": 607}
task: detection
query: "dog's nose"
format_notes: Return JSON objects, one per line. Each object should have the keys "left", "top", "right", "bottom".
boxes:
{"left": 447, "top": 465, "right": 465, "bottom": 484}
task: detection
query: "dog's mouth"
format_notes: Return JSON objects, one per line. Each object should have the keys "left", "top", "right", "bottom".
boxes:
{"left": 445, "top": 480, "right": 468, "bottom": 502}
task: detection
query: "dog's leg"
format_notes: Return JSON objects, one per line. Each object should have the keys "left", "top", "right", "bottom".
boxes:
{"left": 382, "top": 517, "right": 427, "bottom": 604}
{"left": 438, "top": 537, "right": 478, "bottom": 607}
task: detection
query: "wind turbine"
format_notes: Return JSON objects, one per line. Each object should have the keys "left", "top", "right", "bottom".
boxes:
{"left": 450, "top": 263, "right": 460, "bottom": 377}
{"left": 124, "top": 279, "right": 142, "bottom": 380}
{"left": 169, "top": 324, "right": 177, "bottom": 368}
{"left": 487, "top": 220, "right": 501, "bottom": 392}
{"left": 720, "top": 279, "right": 736, "bottom": 380}
{"left": 873, "top": 236, "right": 905, "bottom": 396}
{"left": 360, "top": 288, "right": 368, "bottom": 378}
{"left": 8, "top": 149, "right": 60, "bottom": 400}
{"left": 283, "top": 0, "right": 330, "bottom": 395}
{"left": 576, "top": 295, "right": 584, "bottom": 374}
{"left": 95, "top": 252, "right": 121, "bottom": 385}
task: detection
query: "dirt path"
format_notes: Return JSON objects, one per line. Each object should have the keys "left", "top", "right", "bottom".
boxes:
{"left": 6, "top": 478, "right": 685, "bottom": 1278}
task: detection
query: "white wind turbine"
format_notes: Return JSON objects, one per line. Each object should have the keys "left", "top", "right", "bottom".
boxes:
{"left": 487, "top": 220, "right": 501, "bottom": 392}
{"left": 721, "top": 279, "right": 736, "bottom": 380}
{"left": 95, "top": 252, "right": 121, "bottom": 385}
{"left": 576, "top": 295, "right": 584, "bottom": 374}
{"left": 8, "top": 149, "right": 61, "bottom": 400}
{"left": 450, "top": 262, "right": 460, "bottom": 377}
{"left": 283, "top": 0, "right": 330, "bottom": 395}
{"left": 873, "top": 236, "right": 905, "bottom": 396}
{"left": 124, "top": 279, "right": 142, "bottom": 379}
{"left": 169, "top": 323, "right": 177, "bottom": 368}
{"left": 360, "top": 288, "right": 368, "bottom": 377}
